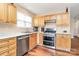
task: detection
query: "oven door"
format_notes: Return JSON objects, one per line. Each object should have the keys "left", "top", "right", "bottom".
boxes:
{"left": 44, "top": 36, "right": 54, "bottom": 41}
{"left": 43, "top": 40, "right": 54, "bottom": 46}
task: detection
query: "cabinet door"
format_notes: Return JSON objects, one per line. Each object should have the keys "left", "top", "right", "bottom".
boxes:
{"left": 29, "top": 33, "right": 37, "bottom": 50}
{"left": 62, "top": 35, "right": 71, "bottom": 50}
{"left": 62, "top": 13, "right": 70, "bottom": 26}
{"left": 56, "top": 34, "right": 71, "bottom": 51}
{"left": 8, "top": 38, "right": 16, "bottom": 56}
{"left": 38, "top": 16, "right": 45, "bottom": 27}
{"left": 8, "top": 4, "right": 16, "bottom": 24}
{"left": 56, "top": 35, "right": 63, "bottom": 49}
{"left": 56, "top": 15, "right": 63, "bottom": 26}
{"left": 32, "top": 17, "right": 39, "bottom": 27}
{"left": 45, "top": 16, "right": 51, "bottom": 21}
{"left": 0, "top": 39, "right": 9, "bottom": 56}
{"left": 0, "top": 4, "right": 7, "bottom": 23}
{"left": 38, "top": 33, "right": 43, "bottom": 45}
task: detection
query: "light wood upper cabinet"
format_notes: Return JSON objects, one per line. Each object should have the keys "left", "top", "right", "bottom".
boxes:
{"left": 56, "top": 13, "right": 70, "bottom": 26}
{"left": 56, "top": 34, "right": 71, "bottom": 51}
{"left": 0, "top": 4, "right": 8, "bottom": 23}
{"left": 32, "top": 17, "right": 39, "bottom": 27}
{"left": 44, "top": 15, "right": 51, "bottom": 20}
{"left": 62, "top": 13, "right": 70, "bottom": 26}
{"left": 38, "top": 16, "right": 45, "bottom": 27}
{"left": 7, "top": 4, "right": 16, "bottom": 24}
{"left": 56, "top": 15, "right": 63, "bottom": 25}
{"left": 0, "top": 3, "right": 16, "bottom": 24}
{"left": 33, "top": 16, "right": 45, "bottom": 27}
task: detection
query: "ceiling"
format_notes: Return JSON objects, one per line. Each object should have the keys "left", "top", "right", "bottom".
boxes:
{"left": 16, "top": 3, "right": 79, "bottom": 16}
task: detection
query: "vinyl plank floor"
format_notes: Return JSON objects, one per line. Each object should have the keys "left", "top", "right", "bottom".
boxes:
{"left": 24, "top": 46, "right": 78, "bottom": 56}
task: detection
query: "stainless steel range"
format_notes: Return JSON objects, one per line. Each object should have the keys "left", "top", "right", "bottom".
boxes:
{"left": 43, "top": 28, "right": 56, "bottom": 48}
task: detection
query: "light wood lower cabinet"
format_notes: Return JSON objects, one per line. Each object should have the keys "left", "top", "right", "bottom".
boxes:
{"left": 0, "top": 39, "right": 9, "bottom": 56}
{"left": 56, "top": 34, "right": 71, "bottom": 51}
{"left": 38, "top": 33, "right": 43, "bottom": 45}
{"left": 8, "top": 38, "right": 16, "bottom": 56}
{"left": 0, "top": 37, "right": 16, "bottom": 56}
{"left": 29, "top": 33, "right": 37, "bottom": 50}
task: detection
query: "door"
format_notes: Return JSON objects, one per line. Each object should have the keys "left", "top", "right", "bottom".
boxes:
{"left": 0, "top": 4, "right": 7, "bottom": 23}
{"left": 7, "top": 4, "right": 16, "bottom": 24}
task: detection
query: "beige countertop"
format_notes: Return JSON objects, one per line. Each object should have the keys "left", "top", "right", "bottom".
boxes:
{"left": 0, "top": 32, "right": 31, "bottom": 39}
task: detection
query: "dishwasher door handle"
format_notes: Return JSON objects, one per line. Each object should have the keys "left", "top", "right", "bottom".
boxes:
{"left": 18, "top": 37, "right": 23, "bottom": 40}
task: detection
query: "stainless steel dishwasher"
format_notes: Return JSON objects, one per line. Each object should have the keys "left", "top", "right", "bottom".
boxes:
{"left": 17, "top": 34, "right": 29, "bottom": 56}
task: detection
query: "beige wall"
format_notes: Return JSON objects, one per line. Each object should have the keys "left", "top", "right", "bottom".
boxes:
{"left": 14, "top": 4, "right": 35, "bottom": 17}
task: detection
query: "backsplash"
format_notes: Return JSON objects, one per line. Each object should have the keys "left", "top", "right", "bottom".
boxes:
{"left": 56, "top": 26, "right": 71, "bottom": 34}
{"left": 0, "top": 23, "right": 33, "bottom": 33}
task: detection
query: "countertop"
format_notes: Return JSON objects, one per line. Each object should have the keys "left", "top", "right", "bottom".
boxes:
{"left": 56, "top": 33, "right": 71, "bottom": 35}
{"left": 0, "top": 32, "right": 31, "bottom": 39}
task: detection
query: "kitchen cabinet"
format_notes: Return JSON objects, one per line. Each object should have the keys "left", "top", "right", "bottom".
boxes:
{"left": 56, "top": 34, "right": 71, "bottom": 51}
{"left": 0, "top": 4, "right": 8, "bottom": 23}
{"left": 62, "top": 13, "right": 70, "bottom": 26}
{"left": 38, "top": 16, "right": 45, "bottom": 27}
{"left": 7, "top": 4, "right": 16, "bottom": 24}
{"left": 56, "top": 15, "right": 62, "bottom": 25}
{"left": 44, "top": 15, "right": 51, "bottom": 21}
{"left": 38, "top": 33, "right": 43, "bottom": 45}
{"left": 8, "top": 38, "right": 16, "bottom": 56}
{"left": 32, "top": 17, "right": 39, "bottom": 27}
{"left": 0, "top": 37, "right": 16, "bottom": 56}
{"left": 0, "top": 39, "right": 9, "bottom": 56}
{"left": 56, "top": 13, "right": 70, "bottom": 26}
{"left": 29, "top": 33, "right": 37, "bottom": 50}
{"left": 32, "top": 16, "right": 45, "bottom": 27}
{"left": 0, "top": 3, "right": 16, "bottom": 24}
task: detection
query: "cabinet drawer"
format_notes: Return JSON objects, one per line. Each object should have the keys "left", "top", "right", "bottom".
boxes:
{"left": 9, "top": 44, "right": 16, "bottom": 50}
{"left": 9, "top": 42, "right": 16, "bottom": 45}
{"left": 0, "top": 52, "right": 8, "bottom": 56}
{"left": 9, "top": 49, "right": 16, "bottom": 54}
{"left": 9, "top": 53, "right": 16, "bottom": 56}
{"left": 9, "top": 49, "right": 16, "bottom": 56}
{"left": 0, "top": 42, "right": 8, "bottom": 48}
{"left": 56, "top": 34, "right": 71, "bottom": 38}
{"left": 9, "top": 39, "right": 16, "bottom": 43}
{"left": 0, "top": 47, "right": 8, "bottom": 53}
{"left": 0, "top": 39, "right": 8, "bottom": 43}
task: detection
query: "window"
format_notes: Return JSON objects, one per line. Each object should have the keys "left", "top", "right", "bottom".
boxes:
{"left": 17, "top": 11, "right": 32, "bottom": 28}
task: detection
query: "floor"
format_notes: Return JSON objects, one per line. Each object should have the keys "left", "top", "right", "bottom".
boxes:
{"left": 25, "top": 46, "right": 79, "bottom": 56}
{"left": 71, "top": 36, "right": 79, "bottom": 51}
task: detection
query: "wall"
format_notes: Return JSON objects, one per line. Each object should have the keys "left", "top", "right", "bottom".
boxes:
{"left": 0, "top": 4, "right": 35, "bottom": 33}
{"left": 15, "top": 4, "right": 35, "bottom": 17}
{"left": 70, "top": 5, "right": 79, "bottom": 37}
{"left": 0, "top": 23, "right": 33, "bottom": 33}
